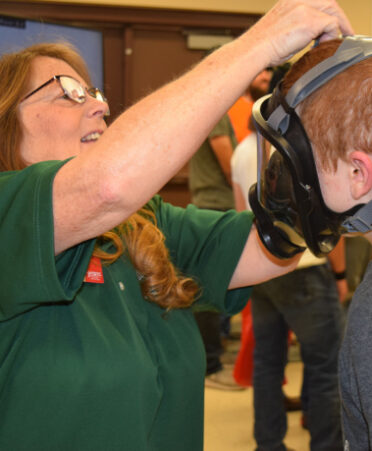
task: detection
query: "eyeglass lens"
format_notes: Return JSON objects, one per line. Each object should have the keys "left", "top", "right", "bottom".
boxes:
{"left": 60, "top": 76, "right": 86, "bottom": 103}
{"left": 87, "top": 88, "right": 106, "bottom": 103}
{"left": 60, "top": 76, "right": 106, "bottom": 104}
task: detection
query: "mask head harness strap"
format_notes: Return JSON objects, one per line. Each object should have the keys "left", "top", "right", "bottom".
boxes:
{"left": 270, "top": 36, "right": 372, "bottom": 134}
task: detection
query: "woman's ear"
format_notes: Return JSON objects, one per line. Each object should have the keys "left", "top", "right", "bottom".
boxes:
{"left": 349, "top": 150, "right": 372, "bottom": 200}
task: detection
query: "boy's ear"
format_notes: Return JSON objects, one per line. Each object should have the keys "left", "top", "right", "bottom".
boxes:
{"left": 349, "top": 150, "right": 372, "bottom": 200}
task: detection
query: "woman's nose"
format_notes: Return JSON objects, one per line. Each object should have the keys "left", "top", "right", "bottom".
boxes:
{"left": 86, "top": 94, "right": 110, "bottom": 118}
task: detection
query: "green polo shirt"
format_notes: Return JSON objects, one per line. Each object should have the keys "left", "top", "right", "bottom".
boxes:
{"left": 0, "top": 160, "right": 252, "bottom": 451}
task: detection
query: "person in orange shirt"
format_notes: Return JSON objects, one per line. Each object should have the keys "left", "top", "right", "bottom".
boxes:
{"left": 228, "top": 69, "right": 272, "bottom": 143}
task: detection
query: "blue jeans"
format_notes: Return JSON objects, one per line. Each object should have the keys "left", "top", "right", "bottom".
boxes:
{"left": 251, "top": 265, "right": 344, "bottom": 451}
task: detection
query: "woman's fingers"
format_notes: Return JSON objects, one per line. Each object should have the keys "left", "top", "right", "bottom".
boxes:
{"left": 249, "top": 0, "right": 354, "bottom": 66}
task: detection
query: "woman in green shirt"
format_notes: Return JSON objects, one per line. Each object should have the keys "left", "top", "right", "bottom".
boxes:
{"left": 0, "top": 1, "right": 352, "bottom": 449}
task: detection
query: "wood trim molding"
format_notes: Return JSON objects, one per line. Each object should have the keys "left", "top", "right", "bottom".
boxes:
{"left": 0, "top": 2, "right": 260, "bottom": 31}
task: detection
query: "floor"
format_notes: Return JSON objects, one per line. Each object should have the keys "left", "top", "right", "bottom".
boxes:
{"left": 204, "top": 361, "right": 309, "bottom": 451}
{"left": 203, "top": 316, "right": 310, "bottom": 451}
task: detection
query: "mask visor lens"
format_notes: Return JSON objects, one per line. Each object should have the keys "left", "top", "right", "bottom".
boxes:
{"left": 256, "top": 132, "right": 306, "bottom": 248}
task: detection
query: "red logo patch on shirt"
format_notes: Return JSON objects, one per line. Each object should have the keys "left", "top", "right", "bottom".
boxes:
{"left": 84, "top": 256, "right": 104, "bottom": 284}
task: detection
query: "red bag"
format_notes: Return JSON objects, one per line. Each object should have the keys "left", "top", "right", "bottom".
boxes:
{"left": 233, "top": 302, "right": 291, "bottom": 387}
{"left": 233, "top": 301, "right": 255, "bottom": 387}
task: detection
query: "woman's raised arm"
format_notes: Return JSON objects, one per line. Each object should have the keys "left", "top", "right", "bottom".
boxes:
{"left": 53, "top": 0, "right": 353, "bottom": 254}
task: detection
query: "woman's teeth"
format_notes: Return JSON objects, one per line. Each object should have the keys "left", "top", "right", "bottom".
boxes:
{"left": 81, "top": 132, "right": 101, "bottom": 143}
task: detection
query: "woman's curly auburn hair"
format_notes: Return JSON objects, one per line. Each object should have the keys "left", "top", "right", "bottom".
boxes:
{"left": 281, "top": 39, "right": 372, "bottom": 172}
{"left": 0, "top": 42, "right": 199, "bottom": 310}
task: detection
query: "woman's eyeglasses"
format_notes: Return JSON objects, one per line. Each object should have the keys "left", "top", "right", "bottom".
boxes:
{"left": 22, "top": 74, "right": 109, "bottom": 115}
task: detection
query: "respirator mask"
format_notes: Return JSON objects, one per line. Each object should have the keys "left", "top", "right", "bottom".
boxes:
{"left": 249, "top": 35, "right": 372, "bottom": 258}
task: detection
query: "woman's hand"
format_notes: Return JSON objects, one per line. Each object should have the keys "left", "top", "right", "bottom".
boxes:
{"left": 243, "top": 0, "right": 354, "bottom": 68}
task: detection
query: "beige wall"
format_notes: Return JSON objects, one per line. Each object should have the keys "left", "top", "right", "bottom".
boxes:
{"left": 338, "top": 0, "right": 372, "bottom": 34}
{"left": 26, "top": 0, "right": 372, "bottom": 34}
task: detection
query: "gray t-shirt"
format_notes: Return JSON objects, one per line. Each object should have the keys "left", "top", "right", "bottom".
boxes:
{"left": 339, "top": 260, "right": 372, "bottom": 450}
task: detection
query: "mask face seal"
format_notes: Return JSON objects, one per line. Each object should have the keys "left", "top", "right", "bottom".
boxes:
{"left": 249, "top": 36, "right": 372, "bottom": 258}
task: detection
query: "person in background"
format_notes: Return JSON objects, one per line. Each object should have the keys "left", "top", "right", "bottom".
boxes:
{"left": 228, "top": 68, "right": 272, "bottom": 143}
{"left": 189, "top": 110, "right": 242, "bottom": 390}
{"left": 0, "top": 1, "right": 353, "bottom": 449}
{"left": 344, "top": 236, "right": 372, "bottom": 307}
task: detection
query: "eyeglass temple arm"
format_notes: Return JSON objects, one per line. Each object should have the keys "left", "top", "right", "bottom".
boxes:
{"left": 22, "top": 76, "right": 57, "bottom": 101}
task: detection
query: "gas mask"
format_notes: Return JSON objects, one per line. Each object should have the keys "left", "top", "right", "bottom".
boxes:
{"left": 249, "top": 35, "right": 372, "bottom": 258}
